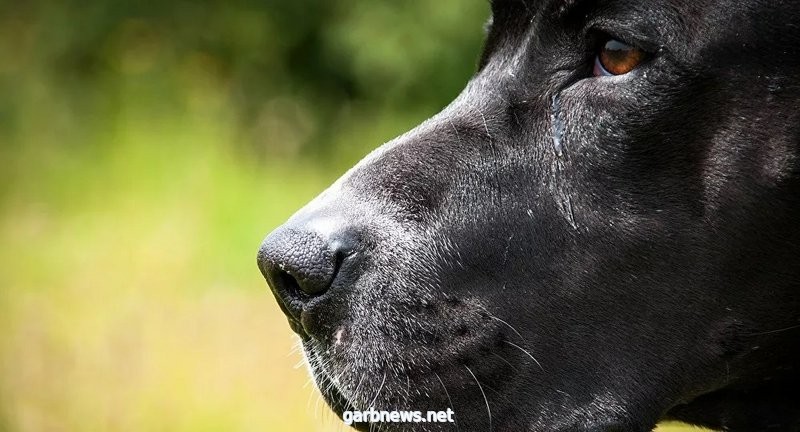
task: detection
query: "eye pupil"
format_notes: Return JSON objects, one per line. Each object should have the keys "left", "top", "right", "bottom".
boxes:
{"left": 595, "top": 39, "right": 646, "bottom": 76}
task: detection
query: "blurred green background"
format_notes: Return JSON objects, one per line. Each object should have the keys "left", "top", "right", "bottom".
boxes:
{"left": 0, "top": 1, "right": 709, "bottom": 431}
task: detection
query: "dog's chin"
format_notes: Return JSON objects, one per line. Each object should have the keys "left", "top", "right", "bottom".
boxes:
{"left": 303, "top": 344, "right": 443, "bottom": 432}
{"left": 302, "top": 342, "right": 354, "bottom": 413}
{"left": 297, "top": 305, "right": 534, "bottom": 432}
{"left": 303, "top": 342, "right": 420, "bottom": 431}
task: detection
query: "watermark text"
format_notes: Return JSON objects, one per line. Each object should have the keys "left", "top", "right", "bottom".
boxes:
{"left": 342, "top": 408, "right": 455, "bottom": 425}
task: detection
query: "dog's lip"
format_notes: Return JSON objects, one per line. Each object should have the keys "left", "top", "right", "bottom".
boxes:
{"left": 280, "top": 254, "right": 361, "bottom": 339}
{"left": 304, "top": 343, "right": 356, "bottom": 414}
{"left": 286, "top": 317, "right": 308, "bottom": 338}
{"left": 303, "top": 326, "right": 520, "bottom": 398}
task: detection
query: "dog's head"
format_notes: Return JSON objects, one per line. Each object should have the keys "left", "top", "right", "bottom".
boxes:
{"left": 258, "top": 1, "right": 800, "bottom": 430}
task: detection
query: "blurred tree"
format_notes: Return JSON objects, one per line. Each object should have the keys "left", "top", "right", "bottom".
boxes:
{"left": 0, "top": 0, "right": 488, "bottom": 160}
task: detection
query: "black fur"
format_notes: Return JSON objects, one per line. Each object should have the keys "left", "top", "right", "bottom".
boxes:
{"left": 258, "top": 0, "right": 800, "bottom": 430}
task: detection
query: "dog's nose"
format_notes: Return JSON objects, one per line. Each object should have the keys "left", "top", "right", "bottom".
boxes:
{"left": 257, "top": 223, "right": 354, "bottom": 322}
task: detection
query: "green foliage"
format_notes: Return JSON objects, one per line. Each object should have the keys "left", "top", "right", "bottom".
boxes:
{"left": 0, "top": 0, "right": 488, "bottom": 160}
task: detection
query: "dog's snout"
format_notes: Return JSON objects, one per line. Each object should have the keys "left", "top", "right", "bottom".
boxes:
{"left": 258, "top": 227, "right": 337, "bottom": 296}
{"left": 258, "top": 221, "right": 357, "bottom": 328}
{"left": 258, "top": 227, "right": 340, "bottom": 300}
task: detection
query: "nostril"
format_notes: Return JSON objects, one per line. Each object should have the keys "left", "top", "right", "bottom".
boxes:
{"left": 258, "top": 226, "right": 355, "bottom": 302}
{"left": 258, "top": 222, "right": 362, "bottom": 338}
{"left": 274, "top": 268, "right": 305, "bottom": 298}
{"left": 266, "top": 257, "right": 333, "bottom": 298}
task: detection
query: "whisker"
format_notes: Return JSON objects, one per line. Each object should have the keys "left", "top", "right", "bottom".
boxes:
{"left": 491, "top": 352, "right": 519, "bottom": 372}
{"left": 448, "top": 119, "right": 463, "bottom": 143}
{"left": 288, "top": 337, "right": 303, "bottom": 356}
{"left": 475, "top": 305, "right": 527, "bottom": 343}
{"left": 314, "top": 385, "right": 324, "bottom": 419}
{"left": 368, "top": 372, "right": 388, "bottom": 409}
{"left": 350, "top": 372, "right": 367, "bottom": 409}
{"left": 503, "top": 340, "right": 544, "bottom": 371}
{"left": 748, "top": 323, "right": 800, "bottom": 336}
{"left": 467, "top": 103, "right": 492, "bottom": 139}
{"left": 404, "top": 374, "right": 412, "bottom": 411}
{"left": 489, "top": 315, "right": 526, "bottom": 342}
{"left": 435, "top": 372, "right": 460, "bottom": 432}
{"left": 306, "top": 376, "right": 317, "bottom": 412}
{"left": 465, "top": 365, "right": 492, "bottom": 432}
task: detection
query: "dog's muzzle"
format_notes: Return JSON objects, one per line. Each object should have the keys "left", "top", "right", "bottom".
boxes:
{"left": 257, "top": 214, "right": 359, "bottom": 338}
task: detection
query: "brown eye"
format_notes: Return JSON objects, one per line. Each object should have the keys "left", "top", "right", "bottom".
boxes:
{"left": 593, "top": 39, "right": 646, "bottom": 76}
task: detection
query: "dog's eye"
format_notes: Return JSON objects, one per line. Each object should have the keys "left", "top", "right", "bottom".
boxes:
{"left": 593, "top": 39, "right": 646, "bottom": 77}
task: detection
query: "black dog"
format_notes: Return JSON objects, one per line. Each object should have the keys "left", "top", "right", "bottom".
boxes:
{"left": 258, "top": 0, "right": 800, "bottom": 430}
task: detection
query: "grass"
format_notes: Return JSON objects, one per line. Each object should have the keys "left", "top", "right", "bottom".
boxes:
{"left": 0, "top": 71, "right": 713, "bottom": 432}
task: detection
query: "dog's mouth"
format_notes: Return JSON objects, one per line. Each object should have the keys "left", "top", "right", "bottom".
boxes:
{"left": 303, "top": 343, "right": 356, "bottom": 416}
{"left": 295, "top": 297, "right": 543, "bottom": 431}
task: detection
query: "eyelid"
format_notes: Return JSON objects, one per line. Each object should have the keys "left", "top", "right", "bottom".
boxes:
{"left": 584, "top": 14, "right": 670, "bottom": 53}
{"left": 587, "top": 19, "right": 662, "bottom": 54}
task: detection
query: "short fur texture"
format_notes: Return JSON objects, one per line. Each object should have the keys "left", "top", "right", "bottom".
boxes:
{"left": 258, "top": 0, "right": 800, "bottom": 430}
